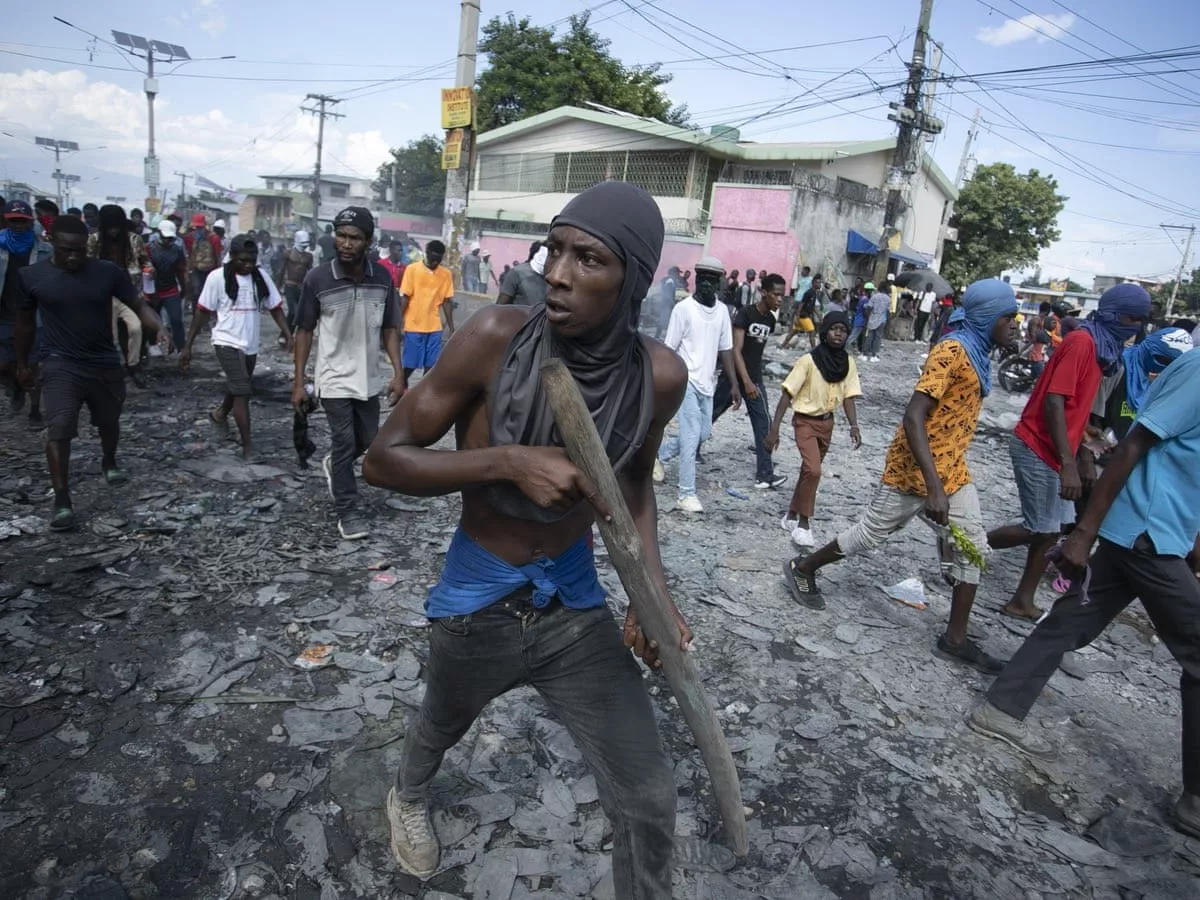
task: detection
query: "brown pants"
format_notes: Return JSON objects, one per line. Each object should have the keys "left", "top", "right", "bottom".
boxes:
{"left": 788, "top": 413, "right": 834, "bottom": 518}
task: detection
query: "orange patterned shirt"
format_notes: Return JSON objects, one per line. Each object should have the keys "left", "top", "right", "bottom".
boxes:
{"left": 881, "top": 340, "right": 982, "bottom": 496}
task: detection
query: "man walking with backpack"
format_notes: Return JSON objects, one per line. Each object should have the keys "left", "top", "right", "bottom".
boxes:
{"left": 183, "top": 213, "right": 221, "bottom": 312}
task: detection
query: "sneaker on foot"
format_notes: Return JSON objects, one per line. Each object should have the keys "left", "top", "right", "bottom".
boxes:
{"left": 755, "top": 475, "right": 788, "bottom": 490}
{"left": 968, "top": 701, "right": 1056, "bottom": 759}
{"left": 934, "top": 634, "right": 1004, "bottom": 675}
{"left": 322, "top": 453, "right": 335, "bottom": 499}
{"left": 781, "top": 513, "right": 799, "bottom": 534}
{"left": 103, "top": 467, "right": 129, "bottom": 486}
{"left": 676, "top": 495, "right": 704, "bottom": 514}
{"left": 338, "top": 515, "right": 370, "bottom": 541}
{"left": 652, "top": 458, "right": 665, "bottom": 483}
{"left": 49, "top": 506, "right": 76, "bottom": 532}
{"left": 386, "top": 787, "right": 439, "bottom": 878}
{"left": 791, "top": 525, "right": 815, "bottom": 548}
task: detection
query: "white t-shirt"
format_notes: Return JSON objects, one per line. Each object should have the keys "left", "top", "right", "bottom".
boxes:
{"left": 663, "top": 296, "right": 734, "bottom": 396}
{"left": 197, "top": 267, "right": 283, "bottom": 355}
{"left": 919, "top": 290, "right": 937, "bottom": 314}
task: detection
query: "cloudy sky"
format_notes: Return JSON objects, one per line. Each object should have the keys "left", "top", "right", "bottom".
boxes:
{"left": 2, "top": 0, "right": 1198, "bottom": 287}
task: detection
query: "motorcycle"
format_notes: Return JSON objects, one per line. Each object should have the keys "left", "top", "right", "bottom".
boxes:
{"left": 997, "top": 344, "right": 1041, "bottom": 394}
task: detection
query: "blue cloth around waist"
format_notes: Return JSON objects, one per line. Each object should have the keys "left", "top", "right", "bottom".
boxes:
{"left": 425, "top": 527, "right": 607, "bottom": 618}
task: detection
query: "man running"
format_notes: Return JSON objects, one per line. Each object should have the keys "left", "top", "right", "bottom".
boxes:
{"left": 783, "top": 279, "right": 1019, "bottom": 673}
{"left": 654, "top": 255, "right": 741, "bottom": 513}
{"left": 147, "top": 219, "right": 189, "bottom": 353}
{"left": 292, "top": 206, "right": 404, "bottom": 540}
{"left": 713, "top": 272, "right": 786, "bottom": 490}
{"left": 182, "top": 234, "right": 292, "bottom": 458}
{"left": 768, "top": 310, "right": 862, "bottom": 548}
{"left": 1, "top": 200, "right": 52, "bottom": 421}
{"left": 183, "top": 213, "right": 221, "bottom": 311}
{"left": 363, "top": 181, "right": 690, "bottom": 894}
{"left": 15, "top": 216, "right": 163, "bottom": 531}
{"left": 398, "top": 240, "right": 455, "bottom": 383}
{"left": 969, "top": 349, "right": 1200, "bottom": 842}
{"left": 987, "top": 284, "right": 1150, "bottom": 621}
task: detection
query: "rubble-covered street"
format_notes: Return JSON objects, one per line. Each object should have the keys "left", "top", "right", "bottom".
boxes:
{"left": 2, "top": 320, "right": 1197, "bottom": 900}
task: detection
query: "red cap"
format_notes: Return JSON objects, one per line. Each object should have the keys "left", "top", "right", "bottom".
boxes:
{"left": 190, "top": 212, "right": 207, "bottom": 227}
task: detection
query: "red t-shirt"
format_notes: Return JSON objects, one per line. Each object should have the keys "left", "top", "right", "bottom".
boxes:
{"left": 1014, "top": 328, "right": 1102, "bottom": 471}
{"left": 378, "top": 257, "right": 406, "bottom": 289}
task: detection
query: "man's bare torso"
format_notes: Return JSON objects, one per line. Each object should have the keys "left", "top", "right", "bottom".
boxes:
{"left": 284, "top": 249, "right": 313, "bottom": 286}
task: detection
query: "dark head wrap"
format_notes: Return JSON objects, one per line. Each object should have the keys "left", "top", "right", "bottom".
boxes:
{"left": 1081, "top": 283, "right": 1151, "bottom": 375}
{"left": 223, "top": 233, "right": 270, "bottom": 303}
{"left": 488, "top": 181, "right": 663, "bottom": 522}
{"left": 332, "top": 206, "right": 374, "bottom": 241}
{"left": 811, "top": 310, "right": 851, "bottom": 383}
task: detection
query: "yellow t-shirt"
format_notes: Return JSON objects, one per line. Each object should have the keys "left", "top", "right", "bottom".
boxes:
{"left": 780, "top": 354, "right": 862, "bottom": 417}
{"left": 400, "top": 262, "right": 454, "bottom": 333}
{"left": 881, "top": 340, "right": 982, "bottom": 496}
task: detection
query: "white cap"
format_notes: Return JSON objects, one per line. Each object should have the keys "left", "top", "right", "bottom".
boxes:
{"left": 159, "top": 220, "right": 178, "bottom": 238}
{"left": 213, "top": 219, "right": 227, "bottom": 230}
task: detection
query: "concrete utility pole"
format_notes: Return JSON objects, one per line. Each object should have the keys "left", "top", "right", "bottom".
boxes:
{"left": 303, "top": 94, "right": 344, "bottom": 236}
{"left": 875, "top": 0, "right": 942, "bottom": 282}
{"left": 1165, "top": 224, "right": 1195, "bottom": 320}
{"left": 174, "top": 171, "right": 189, "bottom": 206}
{"left": 933, "top": 107, "right": 980, "bottom": 274}
{"left": 443, "top": 0, "right": 481, "bottom": 273}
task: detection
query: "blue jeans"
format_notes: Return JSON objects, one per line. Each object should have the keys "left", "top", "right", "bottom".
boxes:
{"left": 866, "top": 324, "right": 886, "bottom": 357}
{"left": 658, "top": 381, "right": 713, "bottom": 498}
{"left": 155, "top": 294, "right": 186, "bottom": 351}
{"left": 713, "top": 373, "right": 774, "bottom": 482}
{"left": 399, "top": 590, "right": 675, "bottom": 898}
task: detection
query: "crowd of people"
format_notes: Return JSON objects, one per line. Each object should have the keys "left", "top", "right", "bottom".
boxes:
{"left": 3, "top": 182, "right": 1200, "bottom": 892}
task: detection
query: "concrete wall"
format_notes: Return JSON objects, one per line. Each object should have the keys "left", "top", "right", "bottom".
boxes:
{"left": 791, "top": 183, "right": 885, "bottom": 290}
{"left": 819, "top": 150, "right": 887, "bottom": 187}
{"left": 904, "top": 169, "right": 945, "bottom": 259}
{"left": 706, "top": 185, "right": 800, "bottom": 284}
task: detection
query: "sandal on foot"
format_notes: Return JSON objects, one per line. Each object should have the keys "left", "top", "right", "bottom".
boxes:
{"left": 998, "top": 604, "right": 1042, "bottom": 623}
{"left": 783, "top": 557, "right": 824, "bottom": 610}
{"left": 49, "top": 507, "right": 77, "bottom": 532}
{"left": 103, "top": 467, "right": 129, "bottom": 486}
{"left": 209, "top": 409, "right": 229, "bottom": 427}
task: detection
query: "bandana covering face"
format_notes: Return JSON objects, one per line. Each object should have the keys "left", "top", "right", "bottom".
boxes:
{"left": 0, "top": 227, "right": 36, "bottom": 256}
{"left": 1122, "top": 326, "right": 1193, "bottom": 411}
{"left": 937, "top": 278, "right": 1018, "bottom": 396}
{"left": 811, "top": 310, "right": 851, "bottom": 383}
{"left": 1080, "top": 283, "right": 1152, "bottom": 375}
{"left": 488, "top": 181, "right": 664, "bottom": 522}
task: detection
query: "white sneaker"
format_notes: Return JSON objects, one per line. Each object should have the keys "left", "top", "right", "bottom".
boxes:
{"left": 652, "top": 459, "right": 665, "bottom": 483}
{"left": 781, "top": 513, "right": 799, "bottom": 534}
{"left": 755, "top": 474, "right": 787, "bottom": 490}
{"left": 676, "top": 495, "right": 704, "bottom": 514}
{"left": 871, "top": 356, "right": 881, "bottom": 362}
{"left": 386, "top": 787, "right": 440, "bottom": 878}
{"left": 791, "top": 526, "right": 816, "bottom": 548}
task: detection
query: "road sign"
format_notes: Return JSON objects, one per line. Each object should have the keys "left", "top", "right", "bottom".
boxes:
{"left": 441, "top": 88, "right": 473, "bottom": 129}
{"left": 442, "top": 129, "right": 465, "bottom": 170}
{"left": 144, "top": 155, "right": 160, "bottom": 188}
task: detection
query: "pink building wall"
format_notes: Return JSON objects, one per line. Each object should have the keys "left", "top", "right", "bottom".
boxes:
{"left": 656, "top": 238, "right": 705, "bottom": 284}
{"left": 377, "top": 213, "right": 441, "bottom": 235}
{"left": 479, "top": 234, "right": 540, "bottom": 270}
{"left": 706, "top": 185, "right": 799, "bottom": 284}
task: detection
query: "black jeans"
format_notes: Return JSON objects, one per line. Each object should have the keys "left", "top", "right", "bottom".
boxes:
{"left": 398, "top": 591, "right": 675, "bottom": 899}
{"left": 988, "top": 536, "right": 1200, "bottom": 793}
{"left": 321, "top": 396, "right": 380, "bottom": 515}
{"left": 713, "top": 372, "right": 774, "bottom": 482}
{"left": 914, "top": 310, "right": 930, "bottom": 342}
{"left": 284, "top": 284, "right": 301, "bottom": 331}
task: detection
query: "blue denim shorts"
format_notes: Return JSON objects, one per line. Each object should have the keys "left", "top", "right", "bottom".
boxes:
{"left": 1009, "top": 433, "right": 1075, "bottom": 534}
{"left": 402, "top": 331, "right": 442, "bottom": 370}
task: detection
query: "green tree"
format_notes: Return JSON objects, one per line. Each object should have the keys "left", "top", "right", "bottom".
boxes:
{"left": 476, "top": 13, "right": 688, "bottom": 132}
{"left": 373, "top": 135, "right": 446, "bottom": 218}
{"left": 941, "top": 163, "right": 1066, "bottom": 287}
{"left": 1151, "top": 266, "right": 1200, "bottom": 316}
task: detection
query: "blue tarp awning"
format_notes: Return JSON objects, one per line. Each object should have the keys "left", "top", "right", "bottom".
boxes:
{"left": 846, "top": 229, "right": 927, "bottom": 266}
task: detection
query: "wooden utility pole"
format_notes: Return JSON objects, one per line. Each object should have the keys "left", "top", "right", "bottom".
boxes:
{"left": 1165, "top": 224, "right": 1195, "bottom": 320}
{"left": 933, "top": 107, "right": 980, "bottom": 274}
{"left": 876, "top": 0, "right": 942, "bottom": 282}
{"left": 303, "top": 94, "right": 344, "bottom": 236}
{"left": 442, "top": 0, "right": 481, "bottom": 277}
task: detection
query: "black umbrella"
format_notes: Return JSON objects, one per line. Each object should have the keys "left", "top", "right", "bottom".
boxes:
{"left": 894, "top": 268, "right": 952, "bottom": 297}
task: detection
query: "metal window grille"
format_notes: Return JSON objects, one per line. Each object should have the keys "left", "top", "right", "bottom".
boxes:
{"left": 477, "top": 150, "right": 691, "bottom": 197}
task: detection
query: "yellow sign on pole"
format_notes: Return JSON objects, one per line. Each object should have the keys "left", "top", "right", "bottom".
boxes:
{"left": 442, "top": 128, "right": 465, "bottom": 170}
{"left": 441, "top": 87, "right": 474, "bottom": 129}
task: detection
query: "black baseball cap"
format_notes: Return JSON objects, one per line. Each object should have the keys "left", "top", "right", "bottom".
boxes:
{"left": 228, "top": 233, "right": 258, "bottom": 255}
{"left": 3, "top": 200, "right": 34, "bottom": 219}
